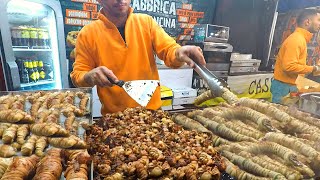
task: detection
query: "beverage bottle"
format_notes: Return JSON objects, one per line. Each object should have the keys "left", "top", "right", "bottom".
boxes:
{"left": 11, "top": 27, "right": 21, "bottom": 46}
{"left": 21, "top": 60, "right": 29, "bottom": 84}
{"left": 32, "top": 60, "right": 39, "bottom": 81}
{"left": 15, "top": 58, "right": 23, "bottom": 76}
{"left": 27, "top": 59, "right": 36, "bottom": 83}
{"left": 29, "top": 28, "right": 38, "bottom": 47}
{"left": 21, "top": 26, "right": 30, "bottom": 47}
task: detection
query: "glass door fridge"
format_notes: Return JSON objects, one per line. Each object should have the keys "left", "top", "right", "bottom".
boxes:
{"left": 0, "top": 0, "right": 68, "bottom": 91}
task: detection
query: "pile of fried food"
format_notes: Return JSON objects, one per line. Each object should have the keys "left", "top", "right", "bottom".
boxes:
{"left": 182, "top": 89, "right": 320, "bottom": 179}
{"left": 0, "top": 90, "right": 91, "bottom": 179}
{"left": 86, "top": 108, "right": 226, "bottom": 180}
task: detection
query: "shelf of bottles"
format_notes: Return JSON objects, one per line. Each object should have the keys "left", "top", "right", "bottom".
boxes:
{"left": 13, "top": 47, "right": 52, "bottom": 52}
{"left": 11, "top": 26, "right": 51, "bottom": 49}
{"left": 16, "top": 57, "right": 54, "bottom": 89}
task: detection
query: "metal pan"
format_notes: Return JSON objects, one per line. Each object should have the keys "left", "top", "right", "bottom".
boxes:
{"left": 299, "top": 92, "right": 320, "bottom": 116}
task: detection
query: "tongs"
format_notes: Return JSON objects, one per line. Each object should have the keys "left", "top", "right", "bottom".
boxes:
{"left": 194, "top": 62, "right": 230, "bottom": 97}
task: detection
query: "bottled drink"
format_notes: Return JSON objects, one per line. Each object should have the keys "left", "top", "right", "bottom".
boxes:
{"left": 11, "top": 27, "right": 21, "bottom": 46}
{"left": 38, "top": 60, "right": 46, "bottom": 80}
{"left": 21, "top": 60, "right": 29, "bottom": 84}
{"left": 29, "top": 28, "right": 38, "bottom": 47}
{"left": 38, "top": 28, "right": 50, "bottom": 48}
{"left": 27, "top": 59, "right": 36, "bottom": 83}
{"left": 43, "top": 29, "right": 50, "bottom": 47}
{"left": 21, "top": 27, "right": 30, "bottom": 47}
{"left": 32, "top": 60, "right": 39, "bottom": 81}
{"left": 15, "top": 58, "right": 23, "bottom": 75}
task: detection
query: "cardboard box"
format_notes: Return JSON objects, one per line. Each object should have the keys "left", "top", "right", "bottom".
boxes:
{"left": 172, "top": 96, "right": 196, "bottom": 105}
{"left": 161, "top": 99, "right": 173, "bottom": 107}
{"left": 296, "top": 75, "right": 320, "bottom": 93}
{"left": 161, "top": 86, "right": 173, "bottom": 106}
{"left": 172, "top": 87, "right": 197, "bottom": 98}
{"left": 158, "top": 68, "right": 193, "bottom": 88}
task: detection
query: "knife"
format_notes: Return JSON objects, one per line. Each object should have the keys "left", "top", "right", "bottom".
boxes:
{"left": 108, "top": 77, "right": 160, "bottom": 107}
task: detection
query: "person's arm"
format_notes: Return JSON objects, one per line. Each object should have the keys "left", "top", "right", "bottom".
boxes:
{"left": 149, "top": 17, "right": 184, "bottom": 68}
{"left": 281, "top": 40, "right": 314, "bottom": 74}
{"left": 70, "top": 30, "right": 118, "bottom": 87}
{"left": 70, "top": 30, "right": 96, "bottom": 87}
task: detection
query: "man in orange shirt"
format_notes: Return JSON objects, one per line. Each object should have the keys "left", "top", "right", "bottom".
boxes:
{"left": 271, "top": 9, "right": 320, "bottom": 104}
{"left": 71, "top": 0, "right": 206, "bottom": 114}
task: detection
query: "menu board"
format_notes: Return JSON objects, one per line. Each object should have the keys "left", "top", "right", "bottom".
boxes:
{"left": 131, "top": 0, "right": 216, "bottom": 41}
{"left": 60, "top": 0, "right": 215, "bottom": 46}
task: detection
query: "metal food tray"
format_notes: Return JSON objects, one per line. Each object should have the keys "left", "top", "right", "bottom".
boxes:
{"left": 299, "top": 92, "right": 320, "bottom": 117}
{"left": 0, "top": 88, "right": 94, "bottom": 180}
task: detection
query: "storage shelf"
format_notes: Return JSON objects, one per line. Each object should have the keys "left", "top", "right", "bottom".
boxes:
{"left": 20, "top": 79, "right": 55, "bottom": 88}
{"left": 13, "top": 48, "right": 52, "bottom": 52}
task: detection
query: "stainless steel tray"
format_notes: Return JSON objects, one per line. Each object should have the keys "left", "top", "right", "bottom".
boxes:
{"left": 299, "top": 92, "right": 320, "bottom": 116}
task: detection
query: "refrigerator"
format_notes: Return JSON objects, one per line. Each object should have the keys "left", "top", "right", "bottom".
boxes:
{"left": 0, "top": 0, "right": 68, "bottom": 91}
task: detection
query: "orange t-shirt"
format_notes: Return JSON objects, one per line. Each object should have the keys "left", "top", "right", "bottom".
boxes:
{"left": 70, "top": 8, "right": 183, "bottom": 114}
{"left": 274, "top": 27, "right": 314, "bottom": 85}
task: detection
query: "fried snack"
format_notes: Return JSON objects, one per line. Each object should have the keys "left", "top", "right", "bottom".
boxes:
{"left": 0, "top": 95, "right": 16, "bottom": 111}
{"left": 0, "top": 109, "right": 34, "bottom": 124}
{"left": 49, "top": 135, "right": 87, "bottom": 149}
{"left": 36, "top": 109, "right": 51, "bottom": 123}
{"left": 11, "top": 95, "right": 25, "bottom": 110}
{"left": 26, "top": 91, "right": 44, "bottom": 104}
{"left": 172, "top": 114, "right": 212, "bottom": 134}
{"left": 64, "top": 164, "right": 88, "bottom": 180}
{"left": 63, "top": 150, "right": 91, "bottom": 165}
{"left": 30, "top": 93, "right": 49, "bottom": 116}
{"left": 30, "top": 123, "right": 69, "bottom": 137}
{"left": 21, "top": 135, "right": 38, "bottom": 156}
{"left": 35, "top": 137, "right": 48, "bottom": 157}
{"left": 62, "top": 150, "right": 91, "bottom": 180}
{"left": 33, "top": 148, "right": 63, "bottom": 180}
{"left": 64, "top": 91, "right": 75, "bottom": 105}
{"left": 0, "top": 157, "right": 13, "bottom": 178}
{"left": 79, "top": 94, "right": 89, "bottom": 111}
{"left": 17, "top": 124, "right": 29, "bottom": 144}
{"left": 65, "top": 114, "right": 76, "bottom": 133}
{"left": 66, "top": 31, "right": 79, "bottom": 48}
{"left": 2, "top": 124, "right": 19, "bottom": 144}
{"left": 194, "top": 90, "right": 214, "bottom": 106}
{"left": 0, "top": 144, "right": 16, "bottom": 158}
{"left": 46, "top": 110, "right": 61, "bottom": 123}
{"left": 1, "top": 155, "right": 40, "bottom": 180}
{"left": 0, "top": 123, "right": 10, "bottom": 138}
{"left": 11, "top": 142, "right": 22, "bottom": 151}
